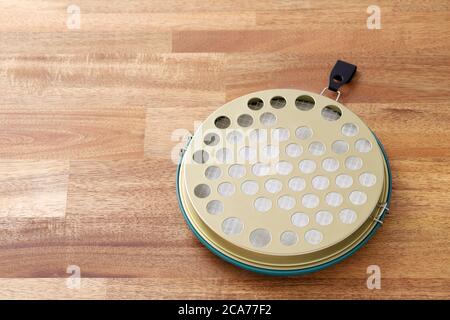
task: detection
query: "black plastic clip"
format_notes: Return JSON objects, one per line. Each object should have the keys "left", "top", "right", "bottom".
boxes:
{"left": 320, "top": 60, "right": 357, "bottom": 101}
{"left": 328, "top": 60, "right": 357, "bottom": 92}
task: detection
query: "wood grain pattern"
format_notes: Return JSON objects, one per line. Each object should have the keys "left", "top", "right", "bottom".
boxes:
{"left": 0, "top": 160, "right": 69, "bottom": 217}
{"left": 0, "top": 106, "right": 145, "bottom": 159}
{"left": 0, "top": 0, "right": 449, "bottom": 299}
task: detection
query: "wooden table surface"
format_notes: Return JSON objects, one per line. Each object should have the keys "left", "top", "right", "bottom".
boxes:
{"left": 0, "top": 0, "right": 449, "bottom": 300}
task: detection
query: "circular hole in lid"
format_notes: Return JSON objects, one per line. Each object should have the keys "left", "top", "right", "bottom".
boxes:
{"left": 203, "top": 132, "right": 220, "bottom": 146}
{"left": 205, "top": 166, "right": 221, "bottom": 180}
{"left": 265, "top": 178, "right": 282, "bottom": 194}
{"left": 248, "top": 97, "right": 264, "bottom": 110}
{"left": 295, "top": 95, "right": 315, "bottom": 111}
{"left": 194, "top": 184, "right": 211, "bottom": 198}
{"left": 355, "top": 139, "right": 373, "bottom": 153}
{"left": 345, "top": 156, "right": 363, "bottom": 170}
{"left": 349, "top": 191, "right": 368, "bottom": 205}
{"left": 325, "top": 192, "right": 343, "bottom": 207}
{"left": 280, "top": 231, "right": 298, "bottom": 246}
{"left": 206, "top": 200, "right": 224, "bottom": 215}
{"left": 252, "top": 163, "right": 271, "bottom": 176}
{"left": 315, "top": 211, "right": 334, "bottom": 226}
{"left": 295, "top": 126, "right": 313, "bottom": 140}
{"left": 275, "top": 161, "right": 293, "bottom": 175}
{"left": 237, "top": 114, "right": 254, "bottom": 127}
{"left": 249, "top": 228, "right": 272, "bottom": 248}
{"left": 222, "top": 217, "right": 243, "bottom": 235}
{"left": 288, "top": 177, "right": 306, "bottom": 192}
{"left": 241, "top": 180, "right": 259, "bottom": 195}
{"left": 305, "top": 229, "right": 323, "bottom": 245}
{"left": 339, "top": 208, "right": 357, "bottom": 224}
{"left": 309, "top": 141, "right": 326, "bottom": 156}
{"left": 322, "top": 157, "right": 339, "bottom": 172}
{"left": 254, "top": 197, "right": 272, "bottom": 212}
{"left": 217, "top": 182, "right": 235, "bottom": 197}
{"left": 335, "top": 174, "right": 353, "bottom": 188}
{"left": 263, "top": 144, "right": 280, "bottom": 159}
{"left": 272, "top": 127, "right": 290, "bottom": 141}
{"left": 270, "top": 96, "right": 286, "bottom": 109}
{"left": 192, "top": 150, "right": 209, "bottom": 164}
{"left": 214, "top": 116, "right": 231, "bottom": 129}
{"left": 249, "top": 128, "right": 268, "bottom": 143}
{"left": 226, "top": 130, "right": 243, "bottom": 144}
{"left": 277, "top": 195, "right": 296, "bottom": 210}
{"left": 359, "top": 172, "right": 377, "bottom": 187}
{"left": 228, "top": 164, "right": 246, "bottom": 179}
{"left": 216, "top": 148, "right": 233, "bottom": 163}
{"left": 302, "top": 194, "right": 320, "bottom": 209}
{"left": 239, "top": 146, "right": 257, "bottom": 162}
{"left": 285, "top": 143, "right": 302, "bottom": 158}
{"left": 260, "top": 112, "right": 277, "bottom": 126}
{"left": 321, "top": 105, "right": 342, "bottom": 121}
{"left": 291, "top": 212, "right": 310, "bottom": 227}
{"left": 312, "top": 176, "right": 330, "bottom": 190}
{"left": 342, "top": 123, "right": 359, "bottom": 137}
{"left": 332, "top": 140, "right": 349, "bottom": 154}
{"left": 299, "top": 159, "right": 316, "bottom": 174}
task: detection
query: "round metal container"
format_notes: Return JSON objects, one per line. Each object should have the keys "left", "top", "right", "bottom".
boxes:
{"left": 177, "top": 89, "right": 391, "bottom": 275}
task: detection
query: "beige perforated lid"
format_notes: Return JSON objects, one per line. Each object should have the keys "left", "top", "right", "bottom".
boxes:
{"left": 180, "top": 89, "right": 388, "bottom": 267}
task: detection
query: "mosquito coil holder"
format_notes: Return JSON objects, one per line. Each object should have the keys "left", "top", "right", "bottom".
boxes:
{"left": 176, "top": 62, "right": 391, "bottom": 275}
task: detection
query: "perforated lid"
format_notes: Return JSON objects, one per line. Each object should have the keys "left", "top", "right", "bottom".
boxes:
{"left": 180, "top": 89, "right": 387, "bottom": 261}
